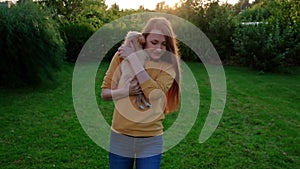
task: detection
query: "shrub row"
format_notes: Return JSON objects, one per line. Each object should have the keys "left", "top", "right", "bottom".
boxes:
{"left": 232, "top": 22, "right": 300, "bottom": 73}
{"left": 0, "top": 2, "right": 65, "bottom": 87}
{"left": 60, "top": 23, "right": 95, "bottom": 62}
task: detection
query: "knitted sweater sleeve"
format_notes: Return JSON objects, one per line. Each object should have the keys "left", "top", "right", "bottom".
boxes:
{"left": 139, "top": 62, "right": 176, "bottom": 100}
{"left": 101, "top": 52, "right": 122, "bottom": 90}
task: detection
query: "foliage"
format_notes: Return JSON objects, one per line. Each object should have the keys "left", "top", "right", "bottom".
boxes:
{"left": 233, "top": 23, "right": 282, "bottom": 72}
{"left": 233, "top": 0, "right": 251, "bottom": 14}
{"left": 60, "top": 23, "right": 95, "bottom": 62}
{"left": 237, "top": 2, "right": 270, "bottom": 21}
{"left": 232, "top": 0, "right": 300, "bottom": 72}
{"left": 75, "top": 0, "right": 110, "bottom": 29}
{"left": 178, "top": 41, "right": 199, "bottom": 62}
{"left": 204, "top": 2, "right": 236, "bottom": 61}
{"left": 37, "top": 0, "right": 85, "bottom": 22}
{"left": 1, "top": 0, "right": 298, "bottom": 84}
{"left": 152, "top": 0, "right": 299, "bottom": 72}
{"left": 0, "top": 2, "right": 65, "bottom": 87}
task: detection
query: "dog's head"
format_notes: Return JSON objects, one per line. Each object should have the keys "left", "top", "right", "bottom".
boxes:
{"left": 124, "top": 31, "right": 145, "bottom": 50}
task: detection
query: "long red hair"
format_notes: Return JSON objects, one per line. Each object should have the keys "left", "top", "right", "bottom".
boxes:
{"left": 142, "top": 17, "right": 181, "bottom": 114}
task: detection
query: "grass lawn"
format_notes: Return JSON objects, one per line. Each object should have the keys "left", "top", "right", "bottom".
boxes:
{"left": 1, "top": 62, "right": 299, "bottom": 168}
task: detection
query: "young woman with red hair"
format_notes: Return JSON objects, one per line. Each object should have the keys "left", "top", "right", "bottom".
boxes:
{"left": 101, "top": 17, "right": 181, "bottom": 169}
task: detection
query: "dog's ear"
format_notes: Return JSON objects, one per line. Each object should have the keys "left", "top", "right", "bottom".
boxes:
{"left": 124, "top": 31, "right": 135, "bottom": 45}
{"left": 137, "top": 34, "right": 145, "bottom": 45}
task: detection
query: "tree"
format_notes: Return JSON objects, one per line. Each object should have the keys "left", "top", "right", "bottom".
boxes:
{"left": 38, "top": 0, "right": 85, "bottom": 21}
{"left": 38, "top": 0, "right": 108, "bottom": 23}
{"left": 232, "top": 0, "right": 300, "bottom": 72}
{"left": 204, "top": 2, "right": 236, "bottom": 60}
{"left": 234, "top": 0, "right": 250, "bottom": 13}
{"left": 0, "top": 2, "right": 65, "bottom": 87}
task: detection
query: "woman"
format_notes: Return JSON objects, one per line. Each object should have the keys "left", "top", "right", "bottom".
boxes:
{"left": 101, "top": 17, "right": 181, "bottom": 169}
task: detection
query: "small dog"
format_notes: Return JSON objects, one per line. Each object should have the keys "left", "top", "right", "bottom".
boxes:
{"left": 118, "top": 31, "right": 151, "bottom": 110}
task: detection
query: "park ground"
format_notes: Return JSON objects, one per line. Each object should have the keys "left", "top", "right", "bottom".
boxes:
{"left": 1, "top": 62, "right": 299, "bottom": 168}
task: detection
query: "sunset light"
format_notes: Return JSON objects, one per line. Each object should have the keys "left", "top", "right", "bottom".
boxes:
{"left": 105, "top": 0, "right": 247, "bottom": 10}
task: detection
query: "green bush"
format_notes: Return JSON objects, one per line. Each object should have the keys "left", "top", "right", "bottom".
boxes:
{"left": 232, "top": 22, "right": 296, "bottom": 73}
{"left": 60, "top": 23, "right": 95, "bottom": 62}
{"left": 0, "top": 2, "right": 65, "bottom": 87}
{"left": 205, "top": 3, "right": 236, "bottom": 61}
{"left": 178, "top": 41, "right": 199, "bottom": 62}
{"left": 232, "top": 0, "right": 300, "bottom": 72}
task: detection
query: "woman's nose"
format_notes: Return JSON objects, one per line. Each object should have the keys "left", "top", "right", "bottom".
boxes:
{"left": 156, "top": 44, "right": 164, "bottom": 50}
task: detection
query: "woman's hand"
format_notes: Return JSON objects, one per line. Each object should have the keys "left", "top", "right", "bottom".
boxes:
{"left": 125, "top": 78, "right": 142, "bottom": 96}
{"left": 101, "top": 78, "right": 142, "bottom": 101}
{"left": 118, "top": 42, "right": 135, "bottom": 59}
{"left": 130, "top": 78, "right": 142, "bottom": 96}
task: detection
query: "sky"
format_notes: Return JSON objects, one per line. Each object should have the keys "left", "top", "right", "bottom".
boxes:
{"left": 105, "top": 0, "right": 251, "bottom": 10}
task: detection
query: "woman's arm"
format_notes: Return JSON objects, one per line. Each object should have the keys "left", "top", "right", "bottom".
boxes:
{"left": 101, "top": 78, "right": 142, "bottom": 101}
{"left": 101, "top": 88, "right": 127, "bottom": 101}
{"left": 126, "top": 53, "right": 175, "bottom": 100}
{"left": 127, "top": 53, "right": 150, "bottom": 84}
{"left": 139, "top": 63, "right": 175, "bottom": 100}
{"left": 118, "top": 44, "right": 175, "bottom": 100}
{"left": 118, "top": 44, "right": 150, "bottom": 85}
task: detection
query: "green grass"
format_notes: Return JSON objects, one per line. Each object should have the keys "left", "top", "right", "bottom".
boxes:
{"left": 1, "top": 62, "right": 299, "bottom": 168}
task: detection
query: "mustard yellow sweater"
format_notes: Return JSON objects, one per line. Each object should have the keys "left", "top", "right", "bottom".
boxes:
{"left": 101, "top": 53, "right": 175, "bottom": 137}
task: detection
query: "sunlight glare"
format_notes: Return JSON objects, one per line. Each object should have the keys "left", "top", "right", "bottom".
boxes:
{"left": 105, "top": 0, "right": 244, "bottom": 10}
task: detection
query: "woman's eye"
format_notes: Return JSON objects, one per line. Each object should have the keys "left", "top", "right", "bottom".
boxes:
{"left": 151, "top": 41, "right": 158, "bottom": 45}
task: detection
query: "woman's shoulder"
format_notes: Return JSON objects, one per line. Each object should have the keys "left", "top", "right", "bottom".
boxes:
{"left": 111, "top": 52, "right": 123, "bottom": 63}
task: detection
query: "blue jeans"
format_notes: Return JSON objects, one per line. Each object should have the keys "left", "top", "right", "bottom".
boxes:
{"left": 109, "top": 130, "right": 163, "bottom": 169}
{"left": 109, "top": 152, "right": 162, "bottom": 169}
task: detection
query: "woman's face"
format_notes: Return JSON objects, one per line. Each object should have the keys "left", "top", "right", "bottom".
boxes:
{"left": 144, "top": 30, "right": 166, "bottom": 61}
